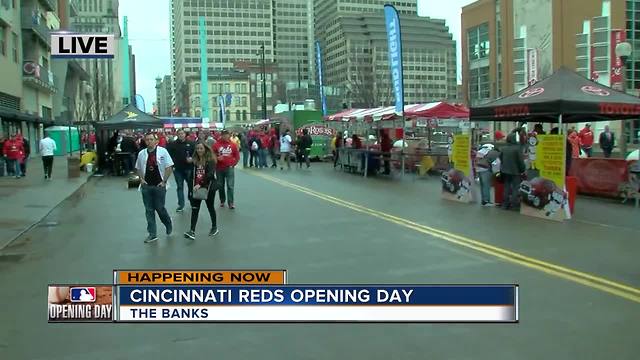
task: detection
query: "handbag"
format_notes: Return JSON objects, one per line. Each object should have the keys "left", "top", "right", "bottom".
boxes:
{"left": 192, "top": 186, "right": 209, "bottom": 200}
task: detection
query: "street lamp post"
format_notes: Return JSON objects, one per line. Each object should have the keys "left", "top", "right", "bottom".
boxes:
{"left": 616, "top": 41, "right": 632, "bottom": 156}
{"left": 259, "top": 43, "right": 267, "bottom": 120}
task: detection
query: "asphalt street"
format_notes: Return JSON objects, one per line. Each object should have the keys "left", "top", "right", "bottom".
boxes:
{"left": 0, "top": 163, "right": 637, "bottom": 359}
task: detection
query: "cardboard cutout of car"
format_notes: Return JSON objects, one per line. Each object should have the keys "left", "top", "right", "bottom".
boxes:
{"left": 520, "top": 177, "right": 566, "bottom": 210}
{"left": 442, "top": 169, "right": 471, "bottom": 197}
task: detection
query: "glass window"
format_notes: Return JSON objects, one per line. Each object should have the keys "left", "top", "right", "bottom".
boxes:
{"left": 242, "top": 110, "right": 247, "bottom": 121}
{"left": 236, "top": 110, "right": 241, "bottom": 121}
{"left": 0, "top": 27, "right": 5, "bottom": 56}
{"left": 194, "top": 83, "right": 200, "bottom": 93}
{"left": 224, "top": 83, "right": 230, "bottom": 93}
{"left": 12, "top": 32, "right": 18, "bottom": 62}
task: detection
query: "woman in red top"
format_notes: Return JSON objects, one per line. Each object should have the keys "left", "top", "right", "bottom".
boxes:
{"left": 184, "top": 142, "right": 218, "bottom": 240}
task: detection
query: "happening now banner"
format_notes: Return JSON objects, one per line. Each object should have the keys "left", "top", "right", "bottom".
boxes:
{"left": 520, "top": 135, "right": 569, "bottom": 221}
{"left": 442, "top": 134, "right": 473, "bottom": 203}
{"left": 48, "top": 270, "right": 519, "bottom": 323}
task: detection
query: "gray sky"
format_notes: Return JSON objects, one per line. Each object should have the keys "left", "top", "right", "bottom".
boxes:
{"left": 119, "top": 0, "right": 476, "bottom": 113}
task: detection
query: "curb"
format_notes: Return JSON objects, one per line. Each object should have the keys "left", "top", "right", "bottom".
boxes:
{"left": 0, "top": 174, "right": 94, "bottom": 252}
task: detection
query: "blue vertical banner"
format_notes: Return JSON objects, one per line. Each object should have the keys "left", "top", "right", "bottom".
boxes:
{"left": 316, "top": 41, "right": 327, "bottom": 116}
{"left": 218, "top": 95, "right": 226, "bottom": 127}
{"left": 384, "top": 4, "right": 404, "bottom": 115}
{"left": 199, "top": 17, "right": 210, "bottom": 122}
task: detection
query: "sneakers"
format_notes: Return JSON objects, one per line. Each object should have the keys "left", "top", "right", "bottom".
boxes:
{"left": 229, "top": 203, "right": 235, "bottom": 209}
{"left": 176, "top": 206, "right": 184, "bottom": 213}
{"left": 220, "top": 203, "right": 225, "bottom": 208}
{"left": 184, "top": 230, "right": 196, "bottom": 240}
{"left": 166, "top": 223, "right": 173, "bottom": 235}
{"left": 481, "top": 202, "right": 495, "bottom": 207}
{"left": 209, "top": 228, "right": 219, "bottom": 236}
{"left": 144, "top": 235, "right": 159, "bottom": 243}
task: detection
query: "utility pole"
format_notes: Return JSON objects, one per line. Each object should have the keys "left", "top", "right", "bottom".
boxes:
{"left": 260, "top": 42, "right": 267, "bottom": 120}
{"left": 94, "top": 59, "right": 100, "bottom": 121}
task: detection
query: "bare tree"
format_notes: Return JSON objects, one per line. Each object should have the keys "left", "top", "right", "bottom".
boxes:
{"left": 346, "top": 55, "right": 393, "bottom": 108}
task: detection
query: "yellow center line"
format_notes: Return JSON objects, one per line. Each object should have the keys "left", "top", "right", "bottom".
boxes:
{"left": 247, "top": 170, "right": 640, "bottom": 304}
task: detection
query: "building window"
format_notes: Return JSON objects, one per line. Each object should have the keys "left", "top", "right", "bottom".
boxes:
{"left": 467, "top": 23, "right": 490, "bottom": 61}
{"left": 242, "top": 110, "right": 247, "bottom": 121}
{"left": 0, "top": 26, "right": 5, "bottom": 56}
{"left": 236, "top": 110, "right": 241, "bottom": 121}
{"left": 241, "top": 96, "right": 247, "bottom": 106}
{"left": 194, "top": 82, "right": 200, "bottom": 93}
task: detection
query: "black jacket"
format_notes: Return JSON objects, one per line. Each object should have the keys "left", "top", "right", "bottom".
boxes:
{"left": 120, "top": 136, "right": 138, "bottom": 153}
{"left": 599, "top": 132, "right": 615, "bottom": 150}
{"left": 188, "top": 160, "right": 216, "bottom": 197}
{"left": 167, "top": 139, "right": 195, "bottom": 170}
{"left": 301, "top": 134, "right": 313, "bottom": 149}
{"left": 500, "top": 134, "right": 526, "bottom": 175}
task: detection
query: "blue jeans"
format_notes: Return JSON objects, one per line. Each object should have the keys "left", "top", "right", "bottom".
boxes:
{"left": 217, "top": 167, "right": 235, "bottom": 205}
{"left": 141, "top": 184, "right": 172, "bottom": 236}
{"left": 259, "top": 149, "right": 268, "bottom": 168}
{"left": 242, "top": 148, "right": 249, "bottom": 167}
{"left": 7, "top": 159, "right": 21, "bottom": 177}
{"left": 173, "top": 168, "right": 192, "bottom": 208}
{"left": 478, "top": 170, "right": 493, "bottom": 204}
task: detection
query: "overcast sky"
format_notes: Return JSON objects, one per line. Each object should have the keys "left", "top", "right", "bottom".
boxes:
{"left": 119, "top": 0, "right": 476, "bottom": 113}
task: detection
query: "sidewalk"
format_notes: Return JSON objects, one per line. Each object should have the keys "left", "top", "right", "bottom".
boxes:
{"left": 0, "top": 156, "right": 91, "bottom": 250}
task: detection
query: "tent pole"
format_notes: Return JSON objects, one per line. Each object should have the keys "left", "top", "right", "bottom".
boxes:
{"left": 558, "top": 114, "right": 563, "bottom": 134}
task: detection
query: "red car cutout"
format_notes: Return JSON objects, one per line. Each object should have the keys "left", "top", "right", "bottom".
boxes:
{"left": 520, "top": 177, "right": 566, "bottom": 209}
{"left": 441, "top": 169, "right": 470, "bottom": 196}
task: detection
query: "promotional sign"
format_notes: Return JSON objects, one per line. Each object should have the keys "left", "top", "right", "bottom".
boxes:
{"left": 384, "top": 4, "right": 404, "bottom": 115}
{"left": 48, "top": 270, "right": 519, "bottom": 323}
{"left": 520, "top": 135, "right": 568, "bottom": 221}
{"left": 315, "top": 41, "right": 327, "bottom": 116}
{"left": 51, "top": 33, "right": 115, "bottom": 59}
{"left": 526, "top": 48, "right": 538, "bottom": 85}
{"left": 610, "top": 29, "right": 626, "bottom": 91}
{"left": 218, "top": 95, "right": 226, "bottom": 126}
{"left": 442, "top": 134, "right": 473, "bottom": 203}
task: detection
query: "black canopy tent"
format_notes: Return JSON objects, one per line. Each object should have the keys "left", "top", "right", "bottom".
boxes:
{"left": 93, "top": 104, "right": 165, "bottom": 174}
{"left": 470, "top": 66, "right": 640, "bottom": 124}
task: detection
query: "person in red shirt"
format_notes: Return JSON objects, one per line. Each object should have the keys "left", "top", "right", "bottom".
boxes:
{"left": 158, "top": 133, "right": 167, "bottom": 147}
{"left": 578, "top": 123, "right": 594, "bottom": 157}
{"left": 380, "top": 130, "right": 393, "bottom": 175}
{"left": 260, "top": 131, "right": 270, "bottom": 168}
{"left": 3, "top": 134, "right": 25, "bottom": 178}
{"left": 212, "top": 130, "right": 240, "bottom": 209}
{"left": 88, "top": 131, "right": 96, "bottom": 151}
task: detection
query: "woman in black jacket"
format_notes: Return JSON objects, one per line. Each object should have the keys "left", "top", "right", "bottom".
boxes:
{"left": 184, "top": 142, "right": 218, "bottom": 240}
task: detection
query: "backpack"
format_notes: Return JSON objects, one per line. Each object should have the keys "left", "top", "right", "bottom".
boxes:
{"left": 251, "top": 140, "right": 258, "bottom": 151}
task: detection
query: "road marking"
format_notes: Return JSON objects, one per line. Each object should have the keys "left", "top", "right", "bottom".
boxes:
{"left": 249, "top": 171, "right": 640, "bottom": 304}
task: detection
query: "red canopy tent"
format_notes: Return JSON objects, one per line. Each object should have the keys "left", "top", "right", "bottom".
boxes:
{"left": 324, "top": 102, "right": 469, "bottom": 123}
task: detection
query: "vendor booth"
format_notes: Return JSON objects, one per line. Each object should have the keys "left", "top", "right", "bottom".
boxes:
{"left": 470, "top": 66, "right": 640, "bottom": 219}
{"left": 325, "top": 102, "right": 470, "bottom": 177}
{"left": 94, "top": 104, "right": 165, "bottom": 176}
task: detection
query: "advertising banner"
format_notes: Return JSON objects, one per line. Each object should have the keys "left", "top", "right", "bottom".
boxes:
{"left": 610, "top": 29, "right": 625, "bottom": 91}
{"left": 442, "top": 134, "right": 473, "bottom": 203}
{"left": 526, "top": 48, "right": 538, "bottom": 85}
{"left": 316, "top": 41, "right": 327, "bottom": 116}
{"left": 520, "top": 135, "right": 568, "bottom": 221}
{"left": 384, "top": 4, "right": 404, "bottom": 115}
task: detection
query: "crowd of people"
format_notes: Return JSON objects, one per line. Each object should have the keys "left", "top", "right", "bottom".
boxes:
{"left": 123, "top": 125, "right": 320, "bottom": 243}
{"left": 0, "top": 133, "right": 31, "bottom": 178}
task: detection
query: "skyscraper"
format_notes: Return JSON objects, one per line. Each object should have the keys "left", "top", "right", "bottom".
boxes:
{"left": 273, "top": 0, "right": 315, "bottom": 89}
{"left": 170, "top": 0, "right": 274, "bottom": 118}
{"left": 314, "top": 1, "right": 456, "bottom": 108}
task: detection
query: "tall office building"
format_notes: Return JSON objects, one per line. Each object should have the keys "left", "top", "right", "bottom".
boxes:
{"left": 314, "top": 1, "right": 456, "bottom": 108}
{"left": 155, "top": 75, "right": 172, "bottom": 116}
{"left": 170, "top": 0, "right": 275, "bottom": 119}
{"left": 73, "top": 0, "right": 124, "bottom": 119}
{"left": 273, "top": 0, "right": 314, "bottom": 92}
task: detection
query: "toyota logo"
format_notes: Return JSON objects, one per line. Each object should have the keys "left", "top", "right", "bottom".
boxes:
{"left": 518, "top": 87, "right": 544, "bottom": 98}
{"left": 581, "top": 85, "right": 610, "bottom": 96}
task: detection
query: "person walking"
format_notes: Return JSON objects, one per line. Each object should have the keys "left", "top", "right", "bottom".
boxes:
{"left": 19, "top": 135, "right": 30, "bottom": 176}
{"left": 239, "top": 132, "right": 249, "bottom": 168}
{"left": 269, "top": 128, "right": 278, "bottom": 168}
{"left": 3, "top": 134, "right": 24, "bottom": 178}
{"left": 578, "top": 123, "right": 594, "bottom": 157}
{"left": 213, "top": 130, "right": 240, "bottom": 209}
{"left": 39, "top": 132, "right": 57, "bottom": 180}
{"left": 300, "top": 129, "right": 313, "bottom": 169}
{"left": 333, "top": 131, "right": 343, "bottom": 168}
{"left": 248, "top": 132, "right": 261, "bottom": 168}
{"left": 380, "top": 130, "right": 393, "bottom": 175}
{"left": 135, "top": 132, "right": 175, "bottom": 243}
{"left": 184, "top": 143, "right": 219, "bottom": 240}
{"left": 280, "top": 129, "right": 293, "bottom": 170}
{"left": 166, "top": 129, "right": 195, "bottom": 212}
{"left": 499, "top": 133, "right": 526, "bottom": 210}
{"left": 476, "top": 144, "right": 500, "bottom": 206}
{"left": 599, "top": 125, "right": 615, "bottom": 158}
{"left": 259, "top": 130, "right": 270, "bottom": 168}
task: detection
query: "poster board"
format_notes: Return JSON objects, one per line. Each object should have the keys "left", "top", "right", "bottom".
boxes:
{"left": 441, "top": 134, "right": 473, "bottom": 203}
{"left": 519, "top": 135, "right": 569, "bottom": 221}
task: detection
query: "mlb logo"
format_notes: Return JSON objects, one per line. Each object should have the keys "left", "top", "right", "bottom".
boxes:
{"left": 69, "top": 287, "right": 96, "bottom": 303}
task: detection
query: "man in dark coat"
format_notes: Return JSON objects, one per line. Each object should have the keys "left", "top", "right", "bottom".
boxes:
{"left": 499, "top": 132, "right": 526, "bottom": 210}
{"left": 599, "top": 125, "right": 615, "bottom": 158}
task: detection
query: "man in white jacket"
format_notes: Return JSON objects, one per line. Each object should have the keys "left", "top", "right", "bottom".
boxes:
{"left": 39, "top": 132, "right": 57, "bottom": 180}
{"left": 135, "top": 132, "right": 175, "bottom": 243}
